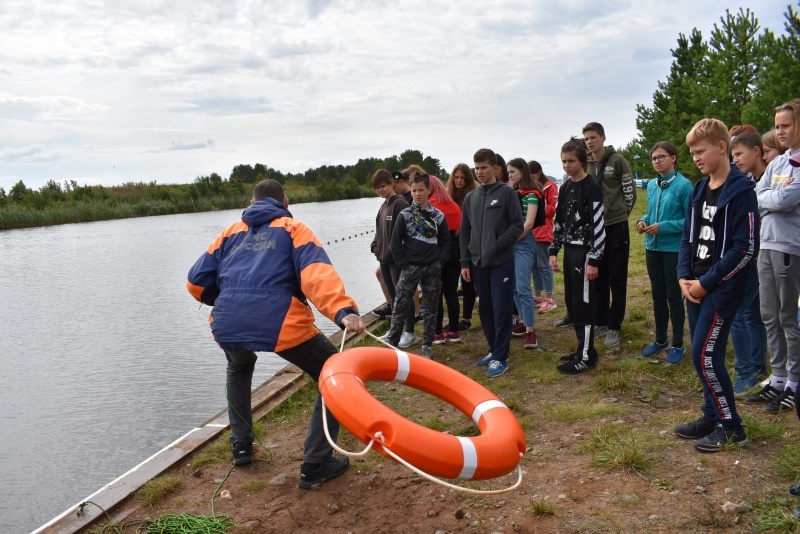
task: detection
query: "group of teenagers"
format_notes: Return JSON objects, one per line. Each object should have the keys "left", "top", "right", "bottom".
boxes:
{"left": 185, "top": 98, "right": 799, "bottom": 490}
{"left": 369, "top": 121, "right": 638, "bottom": 379}
{"left": 371, "top": 98, "right": 800, "bottom": 454}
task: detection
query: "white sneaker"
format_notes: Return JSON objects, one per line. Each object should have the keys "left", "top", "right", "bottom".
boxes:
{"left": 377, "top": 332, "right": 391, "bottom": 342}
{"left": 398, "top": 332, "right": 418, "bottom": 348}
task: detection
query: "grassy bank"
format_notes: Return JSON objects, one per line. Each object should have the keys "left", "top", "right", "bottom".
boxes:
{"left": 86, "top": 199, "right": 800, "bottom": 533}
{"left": 0, "top": 181, "right": 374, "bottom": 231}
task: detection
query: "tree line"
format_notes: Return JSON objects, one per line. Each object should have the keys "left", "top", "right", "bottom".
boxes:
{"left": 619, "top": 3, "right": 800, "bottom": 181}
{"left": 0, "top": 149, "right": 444, "bottom": 231}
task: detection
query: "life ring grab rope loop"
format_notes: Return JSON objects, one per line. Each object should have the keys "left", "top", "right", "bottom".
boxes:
{"left": 325, "top": 329, "right": 523, "bottom": 495}
{"left": 321, "top": 394, "right": 523, "bottom": 495}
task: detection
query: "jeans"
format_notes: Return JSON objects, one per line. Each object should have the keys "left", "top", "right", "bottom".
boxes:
{"left": 224, "top": 332, "right": 340, "bottom": 463}
{"left": 645, "top": 250, "right": 684, "bottom": 347}
{"left": 532, "top": 240, "right": 554, "bottom": 294}
{"left": 687, "top": 298, "right": 741, "bottom": 428}
{"left": 513, "top": 233, "right": 536, "bottom": 328}
{"left": 730, "top": 265, "right": 768, "bottom": 383}
{"left": 472, "top": 257, "right": 515, "bottom": 361}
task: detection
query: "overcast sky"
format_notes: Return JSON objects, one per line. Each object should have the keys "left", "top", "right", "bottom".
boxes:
{"left": 0, "top": 1, "right": 791, "bottom": 191}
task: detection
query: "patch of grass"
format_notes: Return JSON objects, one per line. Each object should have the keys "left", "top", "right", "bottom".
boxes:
{"left": 581, "top": 424, "right": 657, "bottom": 474}
{"left": 742, "top": 413, "right": 784, "bottom": 442}
{"left": 265, "top": 381, "right": 318, "bottom": 427}
{"left": 190, "top": 433, "right": 232, "bottom": 467}
{"left": 639, "top": 385, "right": 662, "bottom": 403}
{"left": 593, "top": 371, "right": 634, "bottom": 394}
{"left": 627, "top": 309, "right": 648, "bottom": 322}
{"left": 138, "top": 474, "right": 181, "bottom": 506}
{"left": 422, "top": 415, "right": 448, "bottom": 431}
{"left": 173, "top": 496, "right": 186, "bottom": 506}
{"left": 771, "top": 443, "right": 800, "bottom": 480}
{"left": 530, "top": 499, "right": 556, "bottom": 517}
{"left": 454, "top": 423, "right": 481, "bottom": 436}
{"left": 241, "top": 479, "right": 265, "bottom": 492}
{"left": 652, "top": 478, "right": 675, "bottom": 491}
{"left": 544, "top": 401, "right": 627, "bottom": 423}
{"left": 751, "top": 496, "right": 800, "bottom": 532}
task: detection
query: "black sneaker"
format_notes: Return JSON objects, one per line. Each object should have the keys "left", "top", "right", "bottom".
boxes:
{"left": 457, "top": 319, "right": 472, "bottom": 331}
{"left": 559, "top": 352, "right": 579, "bottom": 362}
{"left": 554, "top": 315, "right": 573, "bottom": 328}
{"left": 557, "top": 357, "right": 596, "bottom": 375}
{"left": 743, "top": 383, "right": 782, "bottom": 403}
{"left": 373, "top": 302, "right": 392, "bottom": 319}
{"left": 674, "top": 415, "right": 716, "bottom": 440}
{"left": 693, "top": 426, "right": 748, "bottom": 452}
{"left": 298, "top": 456, "right": 350, "bottom": 489}
{"left": 764, "top": 389, "right": 796, "bottom": 414}
{"left": 232, "top": 442, "right": 253, "bottom": 465}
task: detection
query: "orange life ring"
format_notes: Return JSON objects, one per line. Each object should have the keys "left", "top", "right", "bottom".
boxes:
{"left": 319, "top": 347, "right": 526, "bottom": 480}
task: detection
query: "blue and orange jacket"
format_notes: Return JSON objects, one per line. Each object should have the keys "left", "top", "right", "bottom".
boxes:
{"left": 677, "top": 168, "right": 759, "bottom": 316}
{"left": 187, "top": 198, "right": 359, "bottom": 352}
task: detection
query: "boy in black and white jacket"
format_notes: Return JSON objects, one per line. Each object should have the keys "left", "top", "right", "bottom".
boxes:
{"left": 549, "top": 137, "right": 606, "bottom": 374}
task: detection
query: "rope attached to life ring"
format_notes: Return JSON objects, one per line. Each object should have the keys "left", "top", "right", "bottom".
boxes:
{"left": 325, "top": 328, "right": 523, "bottom": 495}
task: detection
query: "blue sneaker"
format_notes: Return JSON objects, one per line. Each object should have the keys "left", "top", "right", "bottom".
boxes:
{"left": 476, "top": 353, "right": 494, "bottom": 367}
{"left": 665, "top": 345, "right": 686, "bottom": 365}
{"left": 486, "top": 359, "right": 508, "bottom": 378}
{"left": 641, "top": 340, "right": 668, "bottom": 358}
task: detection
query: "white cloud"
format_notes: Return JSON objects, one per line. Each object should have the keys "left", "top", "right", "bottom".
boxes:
{"left": 0, "top": 0, "right": 791, "bottom": 188}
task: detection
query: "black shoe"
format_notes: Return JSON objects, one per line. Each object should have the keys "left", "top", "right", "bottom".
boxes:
{"left": 764, "top": 389, "right": 796, "bottom": 413}
{"left": 674, "top": 415, "right": 716, "bottom": 440}
{"left": 789, "top": 480, "right": 800, "bottom": 496}
{"left": 373, "top": 302, "right": 392, "bottom": 319}
{"left": 559, "top": 352, "right": 579, "bottom": 362}
{"left": 693, "top": 426, "right": 747, "bottom": 452}
{"left": 457, "top": 319, "right": 472, "bottom": 331}
{"left": 298, "top": 456, "right": 350, "bottom": 489}
{"left": 554, "top": 315, "right": 572, "bottom": 328}
{"left": 557, "top": 357, "right": 596, "bottom": 375}
{"left": 232, "top": 442, "right": 253, "bottom": 465}
{"left": 743, "top": 383, "right": 782, "bottom": 403}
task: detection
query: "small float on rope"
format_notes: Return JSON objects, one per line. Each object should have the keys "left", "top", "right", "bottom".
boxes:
{"left": 319, "top": 346, "right": 526, "bottom": 482}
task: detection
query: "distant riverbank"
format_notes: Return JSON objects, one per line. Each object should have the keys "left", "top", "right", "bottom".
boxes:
{"left": 0, "top": 180, "right": 373, "bottom": 231}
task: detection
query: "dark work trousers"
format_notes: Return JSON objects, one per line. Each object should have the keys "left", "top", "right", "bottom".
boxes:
{"left": 687, "top": 298, "right": 742, "bottom": 429}
{"left": 437, "top": 256, "right": 461, "bottom": 334}
{"left": 472, "top": 257, "right": 515, "bottom": 362}
{"left": 224, "top": 332, "right": 340, "bottom": 464}
{"left": 594, "top": 221, "right": 630, "bottom": 330}
{"left": 461, "top": 276, "right": 476, "bottom": 320}
{"left": 564, "top": 245, "right": 597, "bottom": 362}
{"left": 645, "top": 250, "right": 685, "bottom": 347}
{"left": 380, "top": 262, "right": 415, "bottom": 333}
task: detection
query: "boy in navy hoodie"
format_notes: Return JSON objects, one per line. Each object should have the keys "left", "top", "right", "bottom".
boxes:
{"left": 674, "top": 118, "right": 759, "bottom": 452}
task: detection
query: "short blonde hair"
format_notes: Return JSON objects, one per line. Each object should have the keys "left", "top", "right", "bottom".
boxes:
{"left": 686, "top": 118, "right": 730, "bottom": 150}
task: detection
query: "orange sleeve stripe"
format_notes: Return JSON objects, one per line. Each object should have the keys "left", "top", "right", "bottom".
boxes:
{"left": 186, "top": 281, "right": 205, "bottom": 302}
{"left": 207, "top": 221, "right": 249, "bottom": 254}
{"left": 271, "top": 218, "right": 321, "bottom": 248}
{"left": 299, "top": 262, "right": 357, "bottom": 320}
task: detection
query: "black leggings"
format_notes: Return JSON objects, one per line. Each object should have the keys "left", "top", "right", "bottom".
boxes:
{"left": 438, "top": 258, "right": 461, "bottom": 333}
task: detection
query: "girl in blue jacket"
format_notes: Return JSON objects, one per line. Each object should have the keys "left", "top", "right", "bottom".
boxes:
{"left": 636, "top": 141, "right": 692, "bottom": 364}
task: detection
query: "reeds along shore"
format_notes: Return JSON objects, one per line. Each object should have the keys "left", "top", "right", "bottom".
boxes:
{"left": 0, "top": 181, "right": 374, "bottom": 231}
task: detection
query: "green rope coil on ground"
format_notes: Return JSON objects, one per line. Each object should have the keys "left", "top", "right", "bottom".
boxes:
{"left": 145, "top": 512, "right": 234, "bottom": 533}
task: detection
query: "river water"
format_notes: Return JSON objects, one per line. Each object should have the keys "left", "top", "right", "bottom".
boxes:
{"left": 0, "top": 197, "right": 384, "bottom": 533}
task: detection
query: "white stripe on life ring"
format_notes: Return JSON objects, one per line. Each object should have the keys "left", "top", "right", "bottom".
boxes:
{"left": 393, "top": 350, "right": 410, "bottom": 383}
{"left": 471, "top": 399, "right": 507, "bottom": 425}
{"left": 457, "top": 437, "right": 478, "bottom": 479}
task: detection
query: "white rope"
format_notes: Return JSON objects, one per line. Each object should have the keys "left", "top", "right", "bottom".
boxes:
{"left": 325, "top": 326, "right": 523, "bottom": 494}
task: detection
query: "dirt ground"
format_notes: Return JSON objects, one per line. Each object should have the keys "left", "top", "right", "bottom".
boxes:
{"left": 101, "top": 308, "right": 800, "bottom": 534}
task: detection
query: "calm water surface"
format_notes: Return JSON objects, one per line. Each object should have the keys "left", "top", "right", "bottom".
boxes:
{"left": 0, "top": 197, "right": 383, "bottom": 533}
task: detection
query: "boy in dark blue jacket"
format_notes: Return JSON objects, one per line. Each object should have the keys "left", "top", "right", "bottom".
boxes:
{"left": 674, "top": 119, "right": 759, "bottom": 452}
